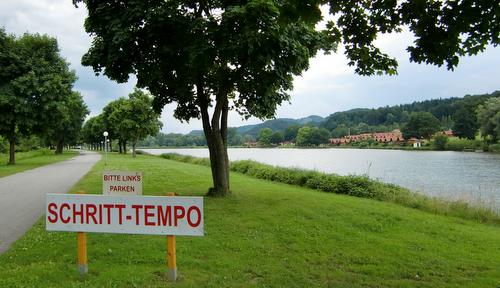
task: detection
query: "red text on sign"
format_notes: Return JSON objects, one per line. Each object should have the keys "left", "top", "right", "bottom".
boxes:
{"left": 47, "top": 202, "right": 201, "bottom": 228}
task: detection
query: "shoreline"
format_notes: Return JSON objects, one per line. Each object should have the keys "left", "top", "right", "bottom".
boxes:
{"left": 137, "top": 145, "right": 497, "bottom": 154}
{"left": 159, "top": 152, "right": 500, "bottom": 224}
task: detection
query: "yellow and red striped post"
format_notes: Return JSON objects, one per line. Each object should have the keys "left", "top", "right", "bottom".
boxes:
{"left": 167, "top": 192, "right": 177, "bottom": 281}
{"left": 76, "top": 191, "right": 88, "bottom": 275}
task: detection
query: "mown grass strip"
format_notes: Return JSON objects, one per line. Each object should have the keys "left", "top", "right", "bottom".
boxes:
{"left": 160, "top": 153, "right": 500, "bottom": 225}
{"left": 0, "top": 149, "right": 78, "bottom": 178}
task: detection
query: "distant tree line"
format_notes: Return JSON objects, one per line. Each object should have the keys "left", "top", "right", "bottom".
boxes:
{"left": 139, "top": 133, "right": 207, "bottom": 147}
{"left": 321, "top": 92, "right": 499, "bottom": 139}
{"left": 0, "top": 28, "right": 88, "bottom": 164}
{"left": 263, "top": 92, "right": 500, "bottom": 146}
{"left": 136, "top": 91, "right": 500, "bottom": 149}
{"left": 82, "top": 89, "right": 162, "bottom": 157}
{"left": 255, "top": 125, "right": 331, "bottom": 147}
{"left": 138, "top": 127, "right": 255, "bottom": 147}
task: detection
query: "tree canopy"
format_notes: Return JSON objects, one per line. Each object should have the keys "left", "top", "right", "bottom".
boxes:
{"left": 115, "top": 89, "right": 162, "bottom": 157}
{"left": 81, "top": 114, "right": 105, "bottom": 150}
{"left": 296, "top": 126, "right": 331, "bottom": 147}
{"left": 75, "top": 0, "right": 500, "bottom": 196}
{"left": 47, "top": 91, "right": 89, "bottom": 153}
{"left": 401, "top": 112, "right": 441, "bottom": 140}
{"left": 84, "top": 89, "right": 162, "bottom": 155}
{"left": 452, "top": 104, "right": 479, "bottom": 140}
{"left": 477, "top": 97, "right": 500, "bottom": 143}
{"left": 257, "top": 128, "right": 273, "bottom": 147}
{"left": 284, "top": 125, "right": 300, "bottom": 142}
{"left": 0, "top": 28, "right": 78, "bottom": 163}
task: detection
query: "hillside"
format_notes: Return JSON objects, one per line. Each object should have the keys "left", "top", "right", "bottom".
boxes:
{"left": 144, "top": 91, "right": 500, "bottom": 146}
{"left": 321, "top": 91, "right": 500, "bottom": 131}
{"left": 189, "top": 115, "right": 324, "bottom": 138}
{"left": 201, "top": 91, "right": 500, "bottom": 136}
{"left": 237, "top": 115, "right": 324, "bottom": 137}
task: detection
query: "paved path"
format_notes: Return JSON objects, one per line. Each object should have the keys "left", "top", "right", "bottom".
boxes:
{"left": 0, "top": 150, "right": 101, "bottom": 253}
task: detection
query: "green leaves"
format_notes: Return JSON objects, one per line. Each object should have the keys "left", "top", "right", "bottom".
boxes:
{"left": 94, "top": 88, "right": 162, "bottom": 146}
{"left": 77, "top": 0, "right": 500, "bottom": 126}
{"left": 47, "top": 91, "right": 89, "bottom": 146}
{"left": 0, "top": 29, "right": 77, "bottom": 141}
{"left": 77, "top": 0, "right": 331, "bottom": 122}
{"left": 477, "top": 97, "right": 500, "bottom": 142}
{"left": 401, "top": 112, "right": 441, "bottom": 140}
{"left": 401, "top": 0, "right": 500, "bottom": 70}
{"left": 296, "top": 126, "right": 330, "bottom": 146}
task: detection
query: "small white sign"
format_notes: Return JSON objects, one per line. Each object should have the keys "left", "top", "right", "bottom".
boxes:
{"left": 46, "top": 194, "right": 204, "bottom": 236}
{"left": 103, "top": 171, "right": 142, "bottom": 195}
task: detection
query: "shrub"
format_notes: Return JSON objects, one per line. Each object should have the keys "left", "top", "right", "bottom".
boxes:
{"left": 18, "top": 136, "right": 42, "bottom": 152}
{"left": 160, "top": 153, "right": 211, "bottom": 166}
{"left": 0, "top": 136, "right": 7, "bottom": 153}
{"left": 488, "top": 143, "right": 500, "bottom": 152}
{"left": 231, "top": 161, "right": 378, "bottom": 198}
{"left": 38, "top": 148, "right": 51, "bottom": 155}
{"left": 358, "top": 142, "right": 369, "bottom": 148}
{"left": 445, "top": 137, "right": 482, "bottom": 151}
{"left": 433, "top": 135, "right": 448, "bottom": 150}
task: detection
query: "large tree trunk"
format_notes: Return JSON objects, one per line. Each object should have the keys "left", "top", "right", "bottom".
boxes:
{"left": 123, "top": 142, "right": 127, "bottom": 154}
{"left": 55, "top": 139, "right": 64, "bottom": 154}
{"left": 118, "top": 139, "right": 123, "bottom": 154}
{"left": 204, "top": 132, "right": 230, "bottom": 197}
{"left": 8, "top": 138, "right": 15, "bottom": 165}
{"left": 132, "top": 140, "right": 137, "bottom": 158}
{"left": 198, "top": 84, "right": 230, "bottom": 197}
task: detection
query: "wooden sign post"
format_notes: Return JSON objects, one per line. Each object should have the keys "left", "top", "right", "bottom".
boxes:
{"left": 167, "top": 192, "right": 177, "bottom": 281}
{"left": 77, "top": 232, "right": 87, "bottom": 275}
{"left": 76, "top": 191, "right": 88, "bottom": 275}
{"left": 46, "top": 193, "right": 204, "bottom": 278}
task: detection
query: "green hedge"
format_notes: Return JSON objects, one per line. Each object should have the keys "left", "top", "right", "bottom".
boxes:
{"left": 160, "top": 153, "right": 211, "bottom": 166}
{"left": 445, "top": 137, "right": 484, "bottom": 151}
{"left": 231, "top": 160, "right": 377, "bottom": 198}
{"left": 160, "top": 153, "right": 499, "bottom": 224}
{"left": 488, "top": 143, "right": 500, "bottom": 152}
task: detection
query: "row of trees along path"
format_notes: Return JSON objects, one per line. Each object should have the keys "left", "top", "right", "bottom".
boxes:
{"left": 74, "top": 0, "right": 500, "bottom": 197}
{"left": 0, "top": 29, "right": 88, "bottom": 164}
{"left": 82, "top": 89, "right": 162, "bottom": 158}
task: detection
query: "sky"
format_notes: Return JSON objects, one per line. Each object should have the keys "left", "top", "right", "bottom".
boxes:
{"left": 1, "top": 0, "right": 499, "bottom": 134}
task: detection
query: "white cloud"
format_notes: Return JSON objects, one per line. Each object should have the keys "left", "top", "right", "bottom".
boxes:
{"left": 0, "top": 0, "right": 137, "bottom": 123}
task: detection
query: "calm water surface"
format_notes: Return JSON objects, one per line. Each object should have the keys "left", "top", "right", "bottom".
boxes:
{"left": 143, "top": 148, "right": 500, "bottom": 210}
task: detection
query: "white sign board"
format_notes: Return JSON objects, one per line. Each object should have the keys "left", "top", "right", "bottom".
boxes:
{"left": 103, "top": 171, "right": 142, "bottom": 195}
{"left": 46, "top": 194, "right": 203, "bottom": 236}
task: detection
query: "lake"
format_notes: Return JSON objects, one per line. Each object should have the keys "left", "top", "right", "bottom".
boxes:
{"left": 142, "top": 148, "right": 500, "bottom": 210}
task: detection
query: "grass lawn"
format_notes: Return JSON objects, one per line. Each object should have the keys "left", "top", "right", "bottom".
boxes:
{"left": 0, "top": 153, "right": 499, "bottom": 287}
{"left": 0, "top": 150, "right": 79, "bottom": 178}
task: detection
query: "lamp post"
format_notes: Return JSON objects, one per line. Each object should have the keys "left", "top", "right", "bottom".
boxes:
{"left": 103, "top": 131, "right": 108, "bottom": 166}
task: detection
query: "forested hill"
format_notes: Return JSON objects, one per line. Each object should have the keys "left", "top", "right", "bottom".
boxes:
{"left": 189, "top": 115, "right": 324, "bottom": 138}
{"left": 235, "top": 115, "right": 324, "bottom": 137}
{"left": 320, "top": 91, "right": 500, "bottom": 132}
{"left": 141, "top": 91, "right": 500, "bottom": 147}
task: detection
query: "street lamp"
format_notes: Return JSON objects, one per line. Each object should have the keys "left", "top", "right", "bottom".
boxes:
{"left": 103, "top": 131, "right": 109, "bottom": 166}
